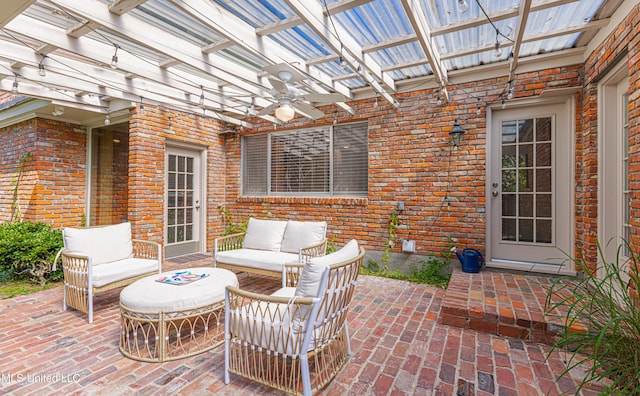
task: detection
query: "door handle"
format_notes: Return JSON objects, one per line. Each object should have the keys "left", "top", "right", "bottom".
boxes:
{"left": 492, "top": 190, "right": 499, "bottom": 197}
{"left": 195, "top": 200, "right": 200, "bottom": 209}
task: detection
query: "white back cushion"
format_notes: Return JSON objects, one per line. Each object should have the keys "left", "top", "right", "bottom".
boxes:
{"left": 64, "top": 222, "right": 133, "bottom": 265}
{"left": 294, "top": 239, "right": 359, "bottom": 298}
{"left": 280, "top": 220, "right": 327, "bottom": 253}
{"left": 242, "top": 218, "right": 288, "bottom": 252}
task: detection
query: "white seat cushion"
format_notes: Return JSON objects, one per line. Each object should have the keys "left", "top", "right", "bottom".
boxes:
{"left": 294, "top": 239, "right": 359, "bottom": 298}
{"left": 120, "top": 267, "right": 238, "bottom": 312}
{"left": 242, "top": 218, "right": 288, "bottom": 252}
{"left": 216, "top": 249, "right": 299, "bottom": 273}
{"left": 280, "top": 220, "right": 327, "bottom": 253}
{"left": 231, "top": 287, "right": 303, "bottom": 356}
{"left": 91, "top": 258, "right": 158, "bottom": 288}
{"left": 64, "top": 223, "right": 133, "bottom": 266}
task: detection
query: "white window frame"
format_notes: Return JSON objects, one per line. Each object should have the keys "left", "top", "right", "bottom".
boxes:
{"left": 241, "top": 122, "right": 368, "bottom": 197}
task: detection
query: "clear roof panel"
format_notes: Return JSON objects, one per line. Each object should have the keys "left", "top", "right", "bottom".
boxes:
{"left": 268, "top": 26, "right": 332, "bottom": 59}
{"left": 210, "top": 0, "right": 295, "bottom": 28}
{"left": 1, "top": 0, "right": 616, "bottom": 120}
{"left": 134, "top": 0, "right": 223, "bottom": 47}
{"left": 421, "top": 0, "right": 520, "bottom": 28}
{"left": 332, "top": 0, "right": 415, "bottom": 45}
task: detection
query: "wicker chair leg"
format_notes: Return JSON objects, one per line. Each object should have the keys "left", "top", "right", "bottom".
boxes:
{"left": 224, "top": 292, "right": 231, "bottom": 384}
{"left": 345, "top": 320, "right": 352, "bottom": 356}
{"left": 63, "top": 285, "right": 67, "bottom": 311}
{"left": 88, "top": 288, "right": 93, "bottom": 324}
{"left": 301, "top": 356, "right": 312, "bottom": 396}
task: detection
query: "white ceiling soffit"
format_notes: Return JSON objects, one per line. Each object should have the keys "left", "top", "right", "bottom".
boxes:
{"left": 0, "top": 0, "right": 618, "bottom": 123}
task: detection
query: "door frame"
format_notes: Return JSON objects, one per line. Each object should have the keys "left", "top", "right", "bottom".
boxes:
{"left": 485, "top": 95, "right": 576, "bottom": 275}
{"left": 164, "top": 140, "right": 207, "bottom": 257}
{"left": 597, "top": 60, "right": 629, "bottom": 278}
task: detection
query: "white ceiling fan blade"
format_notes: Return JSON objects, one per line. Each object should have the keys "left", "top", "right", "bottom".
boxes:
{"left": 292, "top": 101, "right": 324, "bottom": 120}
{"left": 299, "top": 93, "right": 347, "bottom": 103}
{"left": 268, "top": 77, "right": 289, "bottom": 95}
{"left": 257, "top": 102, "right": 280, "bottom": 116}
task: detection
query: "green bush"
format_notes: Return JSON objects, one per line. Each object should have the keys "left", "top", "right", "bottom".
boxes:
{"left": 0, "top": 221, "right": 63, "bottom": 284}
{"left": 545, "top": 239, "right": 640, "bottom": 394}
{"left": 407, "top": 255, "right": 451, "bottom": 288}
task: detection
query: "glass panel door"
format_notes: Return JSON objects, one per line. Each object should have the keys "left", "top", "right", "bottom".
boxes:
{"left": 165, "top": 147, "right": 201, "bottom": 258}
{"left": 489, "top": 102, "right": 573, "bottom": 274}
{"left": 500, "top": 118, "right": 553, "bottom": 244}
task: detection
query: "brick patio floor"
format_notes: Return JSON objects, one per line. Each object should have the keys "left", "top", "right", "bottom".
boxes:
{"left": 0, "top": 254, "right": 600, "bottom": 395}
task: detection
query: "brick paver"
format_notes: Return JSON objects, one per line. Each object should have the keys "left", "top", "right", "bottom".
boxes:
{"left": 0, "top": 255, "right": 600, "bottom": 395}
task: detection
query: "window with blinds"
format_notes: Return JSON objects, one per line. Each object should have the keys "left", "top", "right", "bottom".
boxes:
{"left": 242, "top": 122, "right": 368, "bottom": 197}
{"left": 242, "top": 133, "right": 268, "bottom": 195}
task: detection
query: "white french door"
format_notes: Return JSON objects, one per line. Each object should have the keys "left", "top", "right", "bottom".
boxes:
{"left": 488, "top": 101, "right": 574, "bottom": 274}
{"left": 165, "top": 146, "right": 204, "bottom": 258}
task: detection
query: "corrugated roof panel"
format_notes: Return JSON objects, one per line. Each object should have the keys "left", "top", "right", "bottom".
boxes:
{"left": 419, "top": 0, "right": 519, "bottom": 29}
{"left": 521, "top": 0, "right": 605, "bottom": 55}
{"left": 368, "top": 42, "right": 425, "bottom": 68}
{"left": 135, "top": 0, "right": 223, "bottom": 47}
{"left": 312, "top": 62, "right": 367, "bottom": 89}
{"left": 209, "top": 0, "right": 294, "bottom": 28}
{"left": 393, "top": 64, "right": 433, "bottom": 80}
{"left": 519, "top": 33, "right": 582, "bottom": 58}
{"left": 332, "top": 0, "right": 414, "bottom": 45}
{"left": 268, "top": 25, "right": 332, "bottom": 59}
{"left": 437, "top": 16, "right": 516, "bottom": 70}
{"left": 218, "top": 46, "right": 270, "bottom": 72}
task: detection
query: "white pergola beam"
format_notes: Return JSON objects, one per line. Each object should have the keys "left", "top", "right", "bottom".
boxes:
{"left": 169, "top": 0, "right": 354, "bottom": 113}
{"left": 439, "top": 19, "right": 609, "bottom": 61}
{"left": 400, "top": 0, "right": 449, "bottom": 101}
{"left": 108, "top": 0, "right": 148, "bottom": 16}
{"left": 48, "top": 0, "right": 271, "bottom": 98}
{"left": 2, "top": 17, "right": 272, "bottom": 121}
{"left": 0, "top": 0, "right": 35, "bottom": 28}
{"left": 170, "top": 0, "right": 351, "bottom": 98}
{"left": 67, "top": 20, "right": 99, "bottom": 38}
{"left": 255, "top": 0, "right": 373, "bottom": 36}
{"left": 508, "top": 0, "right": 533, "bottom": 82}
{"left": 431, "top": 0, "right": 578, "bottom": 37}
{"left": 284, "top": 0, "right": 396, "bottom": 106}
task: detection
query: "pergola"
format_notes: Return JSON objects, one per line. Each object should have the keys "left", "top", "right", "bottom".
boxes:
{"left": 0, "top": 0, "right": 620, "bottom": 127}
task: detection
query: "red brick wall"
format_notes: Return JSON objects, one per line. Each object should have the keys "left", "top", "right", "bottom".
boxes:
{"left": 581, "top": 4, "right": 640, "bottom": 269}
{"left": 128, "top": 105, "right": 226, "bottom": 249}
{"left": 223, "top": 65, "right": 583, "bottom": 257}
{"left": 0, "top": 118, "right": 86, "bottom": 227}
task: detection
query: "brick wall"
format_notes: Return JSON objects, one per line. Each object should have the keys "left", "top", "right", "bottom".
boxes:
{"left": 223, "top": 64, "right": 583, "bottom": 260}
{"left": 128, "top": 105, "right": 225, "bottom": 249}
{"left": 581, "top": 4, "right": 640, "bottom": 269}
{"left": 0, "top": 118, "right": 86, "bottom": 227}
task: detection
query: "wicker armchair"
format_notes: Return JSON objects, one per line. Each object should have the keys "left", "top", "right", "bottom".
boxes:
{"left": 224, "top": 242, "right": 365, "bottom": 396}
{"left": 53, "top": 223, "right": 161, "bottom": 323}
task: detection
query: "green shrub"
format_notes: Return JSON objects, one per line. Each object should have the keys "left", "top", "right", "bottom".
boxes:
{"left": 0, "top": 221, "right": 63, "bottom": 284}
{"left": 545, "top": 239, "right": 640, "bottom": 394}
{"left": 407, "top": 255, "right": 451, "bottom": 288}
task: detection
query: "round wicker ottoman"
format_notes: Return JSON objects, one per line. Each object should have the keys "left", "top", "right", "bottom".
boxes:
{"left": 119, "top": 267, "right": 238, "bottom": 362}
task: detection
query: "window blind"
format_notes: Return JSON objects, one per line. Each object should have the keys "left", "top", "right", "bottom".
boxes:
{"left": 242, "top": 134, "right": 268, "bottom": 195}
{"left": 241, "top": 122, "right": 367, "bottom": 197}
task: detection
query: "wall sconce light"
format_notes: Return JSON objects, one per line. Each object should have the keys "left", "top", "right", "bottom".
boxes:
{"left": 450, "top": 119, "right": 465, "bottom": 146}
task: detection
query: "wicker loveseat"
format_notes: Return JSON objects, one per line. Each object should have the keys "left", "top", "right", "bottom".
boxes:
{"left": 53, "top": 222, "right": 161, "bottom": 323}
{"left": 214, "top": 218, "right": 327, "bottom": 278}
{"left": 224, "top": 239, "right": 365, "bottom": 395}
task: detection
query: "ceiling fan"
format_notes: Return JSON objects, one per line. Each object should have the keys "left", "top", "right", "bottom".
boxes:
{"left": 258, "top": 64, "right": 346, "bottom": 122}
